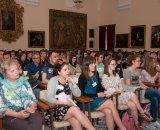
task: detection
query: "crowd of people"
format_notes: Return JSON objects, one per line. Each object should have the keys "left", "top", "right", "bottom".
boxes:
{"left": 0, "top": 49, "right": 160, "bottom": 130}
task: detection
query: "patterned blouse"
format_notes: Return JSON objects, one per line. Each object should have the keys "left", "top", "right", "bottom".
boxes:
{"left": 101, "top": 73, "right": 133, "bottom": 105}
{"left": 0, "top": 77, "right": 37, "bottom": 116}
{"left": 101, "top": 73, "right": 123, "bottom": 91}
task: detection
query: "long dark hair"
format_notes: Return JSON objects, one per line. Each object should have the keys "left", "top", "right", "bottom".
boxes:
{"left": 69, "top": 55, "right": 77, "bottom": 67}
{"left": 56, "top": 60, "right": 68, "bottom": 75}
{"left": 104, "top": 57, "right": 116, "bottom": 77}
{"left": 82, "top": 55, "right": 96, "bottom": 79}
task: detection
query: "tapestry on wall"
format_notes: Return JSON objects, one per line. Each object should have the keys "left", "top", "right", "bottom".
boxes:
{"left": 49, "top": 9, "right": 87, "bottom": 50}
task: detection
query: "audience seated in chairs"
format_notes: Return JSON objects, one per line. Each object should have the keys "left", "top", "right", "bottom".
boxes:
{"left": 18, "top": 62, "right": 40, "bottom": 100}
{"left": 0, "top": 59, "right": 42, "bottom": 130}
{"left": 42, "top": 51, "right": 59, "bottom": 84}
{"left": 45, "top": 61, "right": 95, "bottom": 130}
{"left": 123, "top": 54, "right": 160, "bottom": 128}
{"left": 78, "top": 55, "right": 126, "bottom": 130}
{"left": 3, "top": 51, "right": 11, "bottom": 62}
{"left": 143, "top": 56, "right": 160, "bottom": 83}
{"left": 25, "top": 51, "right": 33, "bottom": 65}
{"left": 25, "top": 52, "right": 43, "bottom": 81}
{"left": 18, "top": 51, "right": 27, "bottom": 70}
{"left": 40, "top": 49, "right": 48, "bottom": 66}
{"left": 0, "top": 50, "right": 4, "bottom": 65}
{"left": 101, "top": 57, "right": 152, "bottom": 130}
{"left": 96, "top": 53, "right": 105, "bottom": 78}
{"left": 68, "top": 54, "right": 82, "bottom": 75}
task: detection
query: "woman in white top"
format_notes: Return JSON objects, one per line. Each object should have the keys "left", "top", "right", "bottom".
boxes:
{"left": 101, "top": 57, "right": 152, "bottom": 130}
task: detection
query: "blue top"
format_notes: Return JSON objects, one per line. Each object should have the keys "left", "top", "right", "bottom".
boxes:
{"left": 25, "top": 62, "right": 43, "bottom": 80}
{"left": 84, "top": 74, "right": 98, "bottom": 95}
{"left": 78, "top": 73, "right": 107, "bottom": 112}
{"left": 0, "top": 72, "right": 4, "bottom": 81}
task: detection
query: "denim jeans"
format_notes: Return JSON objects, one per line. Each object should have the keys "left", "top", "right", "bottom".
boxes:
{"left": 144, "top": 88, "right": 160, "bottom": 122}
{"left": 32, "top": 88, "right": 40, "bottom": 100}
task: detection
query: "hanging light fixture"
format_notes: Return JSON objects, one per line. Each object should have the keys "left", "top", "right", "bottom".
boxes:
{"left": 73, "top": 0, "right": 84, "bottom": 9}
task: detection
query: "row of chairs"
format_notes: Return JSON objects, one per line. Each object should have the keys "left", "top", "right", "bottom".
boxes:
{"left": 0, "top": 82, "right": 160, "bottom": 130}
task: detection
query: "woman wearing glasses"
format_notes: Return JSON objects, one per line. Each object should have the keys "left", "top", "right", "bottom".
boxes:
{"left": 102, "top": 57, "right": 152, "bottom": 130}
{"left": 78, "top": 55, "right": 126, "bottom": 130}
{"left": 123, "top": 54, "right": 160, "bottom": 128}
{"left": 0, "top": 59, "right": 42, "bottom": 130}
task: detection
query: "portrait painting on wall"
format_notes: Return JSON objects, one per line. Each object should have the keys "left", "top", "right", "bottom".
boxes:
{"left": 151, "top": 25, "right": 160, "bottom": 48}
{"left": 2, "top": 10, "right": 15, "bottom": 31}
{"left": 28, "top": 31, "right": 45, "bottom": 48}
{"left": 116, "top": 34, "right": 128, "bottom": 48}
{"left": 0, "top": 0, "right": 24, "bottom": 43}
{"left": 89, "top": 40, "right": 94, "bottom": 48}
{"left": 49, "top": 9, "right": 87, "bottom": 50}
{"left": 130, "top": 25, "right": 146, "bottom": 48}
{"left": 89, "top": 29, "right": 94, "bottom": 38}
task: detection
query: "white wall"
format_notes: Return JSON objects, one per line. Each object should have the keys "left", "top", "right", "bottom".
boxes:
{"left": 0, "top": 0, "right": 100, "bottom": 51}
{"left": 1, "top": 0, "right": 160, "bottom": 51}
{"left": 99, "top": 0, "right": 160, "bottom": 51}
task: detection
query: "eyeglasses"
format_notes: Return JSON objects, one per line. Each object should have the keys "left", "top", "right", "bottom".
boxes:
{"left": 33, "top": 57, "right": 40, "bottom": 59}
{"left": 136, "top": 60, "right": 141, "bottom": 62}
{"left": 110, "top": 64, "right": 117, "bottom": 66}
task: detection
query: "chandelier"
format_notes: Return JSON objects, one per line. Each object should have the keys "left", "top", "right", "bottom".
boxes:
{"left": 73, "top": 0, "right": 84, "bottom": 9}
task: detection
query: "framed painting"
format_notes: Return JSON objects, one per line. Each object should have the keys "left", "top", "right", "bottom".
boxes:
{"left": 2, "top": 10, "right": 15, "bottom": 31}
{"left": 0, "top": 0, "right": 24, "bottom": 43}
{"left": 151, "top": 25, "right": 160, "bottom": 48}
{"left": 49, "top": 9, "right": 87, "bottom": 50}
{"left": 130, "top": 25, "right": 146, "bottom": 48}
{"left": 89, "top": 40, "right": 94, "bottom": 48}
{"left": 116, "top": 33, "right": 128, "bottom": 48}
{"left": 89, "top": 29, "right": 94, "bottom": 38}
{"left": 28, "top": 31, "right": 45, "bottom": 48}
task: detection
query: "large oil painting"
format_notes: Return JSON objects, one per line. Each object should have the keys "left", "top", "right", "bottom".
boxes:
{"left": 0, "top": 0, "right": 24, "bottom": 43}
{"left": 49, "top": 9, "right": 87, "bottom": 50}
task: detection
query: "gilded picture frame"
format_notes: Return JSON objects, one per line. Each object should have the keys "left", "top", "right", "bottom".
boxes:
{"left": 130, "top": 25, "right": 146, "bottom": 48}
{"left": 0, "top": 0, "right": 24, "bottom": 43}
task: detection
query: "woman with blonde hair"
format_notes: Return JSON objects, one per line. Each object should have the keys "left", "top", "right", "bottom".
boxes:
{"left": 0, "top": 59, "right": 42, "bottom": 130}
